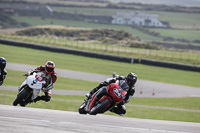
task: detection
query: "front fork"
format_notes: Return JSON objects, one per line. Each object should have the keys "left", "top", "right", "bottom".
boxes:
{"left": 19, "top": 85, "right": 33, "bottom": 103}
{"left": 88, "top": 87, "right": 112, "bottom": 112}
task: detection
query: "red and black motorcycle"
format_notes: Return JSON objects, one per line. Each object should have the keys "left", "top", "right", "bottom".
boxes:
{"left": 79, "top": 80, "right": 128, "bottom": 115}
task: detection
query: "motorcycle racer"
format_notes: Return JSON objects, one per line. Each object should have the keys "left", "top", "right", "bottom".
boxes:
{"left": 25, "top": 61, "right": 57, "bottom": 103}
{"left": 0, "top": 57, "right": 7, "bottom": 86}
{"left": 85, "top": 72, "right": 137, "bottom": 116}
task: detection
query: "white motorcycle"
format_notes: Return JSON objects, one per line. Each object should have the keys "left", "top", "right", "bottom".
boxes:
{"left": 13, "top": 71, "right": 46, "bottom": 107}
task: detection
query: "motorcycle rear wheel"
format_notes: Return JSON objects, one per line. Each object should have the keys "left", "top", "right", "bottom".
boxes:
{"left": 13, "top": 87, "right": 31, "bottom": 106}
{"left": 89, "top": 98, "right": 111, "bottom": 115}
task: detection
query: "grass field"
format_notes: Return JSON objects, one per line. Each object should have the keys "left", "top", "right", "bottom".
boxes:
{"left": 149, "top": 11, "right": 200, "bottom": 29}
{"left": 148, "top": 28, "right": 200, "bottom": 41}
{"left": 1, "top": 44, "right": 200, "bottom": 88}
{"left": 11, "top": 0, "right": 106, "bottom": 7}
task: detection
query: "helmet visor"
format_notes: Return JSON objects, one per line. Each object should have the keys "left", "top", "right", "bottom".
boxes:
{"left": 45, "top": 66, "right": 54, "bottom": 73}
{"left": 128, "top": 80, "right": 136, "bottom": 87}
{"left": 0, "top": 60, "right": 6, "bottom": 69}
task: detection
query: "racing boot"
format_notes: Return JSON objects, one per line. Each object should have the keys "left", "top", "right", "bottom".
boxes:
{"left": 33, "top": 96, "right": 41, "bottom": 103}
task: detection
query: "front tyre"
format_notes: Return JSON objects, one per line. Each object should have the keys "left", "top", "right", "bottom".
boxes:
{"left": 13, "top": 87, "right": 31, "bottom": 106}
{"left": 89, "top": 99, "right": 111, "bottom": 115}
{"left": 79, "top": 102, "right": 87, "bottom": 114}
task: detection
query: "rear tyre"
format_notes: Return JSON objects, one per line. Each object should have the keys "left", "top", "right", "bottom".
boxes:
{"left": 13, "top": 88, "right": 31, "bottom": 106}
{"left": 79, "top": 102, "right": 87, "bottom": 114}
{"left": 89, "top": 99, "right": 111, "bottom": 115}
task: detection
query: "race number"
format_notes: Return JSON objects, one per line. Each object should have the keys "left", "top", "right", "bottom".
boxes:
{"left": 114, "top": 88, "right": 121, "bottom": 97}
{"left": 35, "top": 74, "right": 43, "bottom": 82}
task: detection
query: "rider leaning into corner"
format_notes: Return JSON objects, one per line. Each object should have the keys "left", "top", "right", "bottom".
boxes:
{"left": 85, "top": 72, "right": 137, "bottom": 116}
{"left": 0, "top": 57, "right": 7, "bottom": 86}
{"left": 25, "top": 61, "right": 57, "bottom": 103}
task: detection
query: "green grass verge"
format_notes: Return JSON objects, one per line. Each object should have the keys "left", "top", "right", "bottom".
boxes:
{"left": 1, "top": 90, "right": 199, "bottom": 123}
{"left": 125, "top": 106, "right": 200, "bottom": 123}
{"left": 1, "top": 44, "right": 200, "bottom": 87}
{"left": 129, "top": 97, "right": 200, "bottom": 110}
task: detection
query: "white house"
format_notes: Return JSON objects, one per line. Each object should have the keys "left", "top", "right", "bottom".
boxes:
{"left": 112, "top": 11, "right": 165, "bottom": 27}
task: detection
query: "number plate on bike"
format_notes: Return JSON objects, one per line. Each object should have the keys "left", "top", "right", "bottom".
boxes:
{"left": 35, "top": 74, "right": 43, "bottom": 82}
{"left": 114, "top": 88, "right": 121, "bottom": 97}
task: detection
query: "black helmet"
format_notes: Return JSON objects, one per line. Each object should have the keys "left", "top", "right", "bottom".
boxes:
{"left": 45, "top": 61, "right": 55, "bottom": 74}
{"left": 126, "top": 72, "right": 137, "bottom": 87}
{"left": 0, "top": 57, "right": 6, "bottom": 69}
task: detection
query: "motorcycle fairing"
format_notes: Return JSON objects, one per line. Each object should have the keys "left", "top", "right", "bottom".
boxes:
{"left": 107, "top": 80, "right": 127, "bottom": 103}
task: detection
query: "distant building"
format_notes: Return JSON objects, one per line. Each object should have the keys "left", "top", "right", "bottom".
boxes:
{"left": 112, "top": 11, "right": 166, "bottom": 27}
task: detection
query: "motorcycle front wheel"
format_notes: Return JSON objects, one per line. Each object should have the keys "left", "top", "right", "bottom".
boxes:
{"left": 79, "top": 102, "right": 87, "bottom": 114}
{"left": 13, "top": 87, "right": 31, "bottom": 106}
{"left": 89, "top": 98, "right": 111, "bottom": 115}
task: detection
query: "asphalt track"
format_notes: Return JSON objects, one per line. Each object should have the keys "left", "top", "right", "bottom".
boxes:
{"left": 0, "top": 104, "right": 200, "bottom": 133}
{"left": 3, "top": 62, "right": 200, "bottom": 98}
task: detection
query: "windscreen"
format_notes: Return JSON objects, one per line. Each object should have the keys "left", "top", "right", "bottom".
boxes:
{"left": 119, "top": 80, "right": 129, "bottom": 91}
